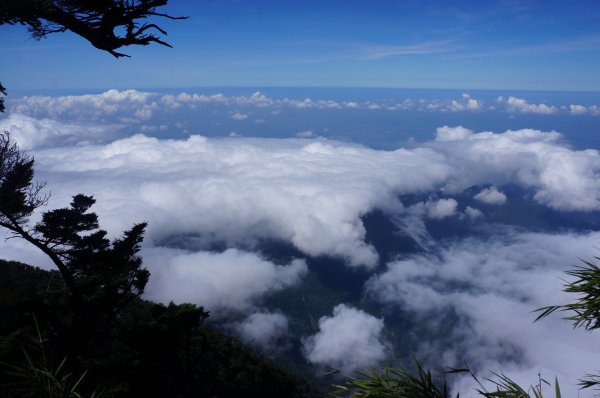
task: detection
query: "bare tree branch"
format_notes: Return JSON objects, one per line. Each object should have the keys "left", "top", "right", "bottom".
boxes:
{"left": 0, "top": 0, "right": 187, "bottom": 58}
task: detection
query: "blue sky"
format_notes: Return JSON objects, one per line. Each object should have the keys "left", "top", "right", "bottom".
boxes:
{"left": 2, "top": 0, "right": 600, "bottom": 91}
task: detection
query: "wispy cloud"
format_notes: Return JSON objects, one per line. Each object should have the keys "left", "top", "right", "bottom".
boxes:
{"left": 455, "top": 34, "right": 600, "bottom": 59}
{"left": 359, "top": 40, "right": 457, "bottom": 60}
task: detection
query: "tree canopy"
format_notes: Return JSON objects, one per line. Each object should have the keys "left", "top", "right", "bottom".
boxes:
{"left": 0, "top": 133, "right": 149, "bottom": 323}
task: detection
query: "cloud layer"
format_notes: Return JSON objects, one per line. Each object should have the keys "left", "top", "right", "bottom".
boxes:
{"left": 7, "top": 90, "right": 600, "bottom": 126}
{"left": 366, "top": 231, "right": 600, "bottom": 397}
{"left": 2, "top": 93, "right": 600, "bottom": 396}
{"left": 1, "top": 119, "right": 598, "bottom": 271}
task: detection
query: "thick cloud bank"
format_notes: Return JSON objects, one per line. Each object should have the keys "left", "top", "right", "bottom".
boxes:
{"left": 1, "top": 120, "right": 599, "bottom": 269}
{"left": 303, "top": 304, "right": 386, "bottom": 372}
{"left": 32, "top": 134, "right": 452, "bottom": 268}
{"left": 366, "top": 231, "right": 600, "bottom": 397}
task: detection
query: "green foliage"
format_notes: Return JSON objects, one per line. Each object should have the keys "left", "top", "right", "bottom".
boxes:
{"left": 332, "top": 362, "right": 563, "bottom": 398}
{"left": 534, "top": 256, "right": 600, "bottom": 391}
{"left": 535, "top": 257, "right": 600, "bottom": 331}
{"left": 0, "top": 133, "right": 46, "bottom": 225}
{"left": 451, "top": 366, "right": 562, "bottom": 398}
{"left": 34, "top": 194, "right": 150, "bottom": 317}
{"left": 1, "top": 314, "right": 105, "bottom": 398}
{"left": 474, "top": 374, "right": 561, "bottom": 398}
{"left": 330, "top": 359, "right": 457, "bottom": 398}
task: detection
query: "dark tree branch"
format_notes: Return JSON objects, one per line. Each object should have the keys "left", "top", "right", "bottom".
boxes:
{"left": 0, "top": 0, "right": 187, "bottom": 58}
{"left": 0, "top": 82, "right": 6, "bottom": 113}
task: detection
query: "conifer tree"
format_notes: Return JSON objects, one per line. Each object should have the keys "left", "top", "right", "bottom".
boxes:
{"left": 0, "top": 133, "right": 148, "bottom": 322}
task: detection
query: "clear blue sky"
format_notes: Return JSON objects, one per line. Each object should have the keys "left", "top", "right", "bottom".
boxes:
{"left": 2, "top": 0, "right": 600, "bottom": 91}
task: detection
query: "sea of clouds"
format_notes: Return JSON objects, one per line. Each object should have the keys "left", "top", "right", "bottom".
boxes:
{"left": 1, "top": 90, "right": 600, "bottom": 397}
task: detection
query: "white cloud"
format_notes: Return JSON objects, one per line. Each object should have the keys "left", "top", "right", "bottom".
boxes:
{"left": 295, "top": 130, "right": 317, "bottom": 138}
{"left": 504, "top": 96, "right": 558, "bottom": 114}
{"left": 3, "top": 91, "right": 600, "bottom": 396}
{"left": 427, "top": 198, "right": 458, "bottom": 219}
{"left": 366, "top": 231, "right": 600, "bottom": 398}
{"left": 303, "top": 304, "right": 386, "bottom": 372}
{"left": 569, "top": 104, "right": 600, "bottom": 116}
{"left": 361, "top": 40, "right": 454, "bottom": 60}
{"left": 234, "top": 311, "right": 289, "bottom": 350}
{"left": 33, "top": 134, "right": 454, "bottom": 268}
{"left": 5, "top": 104, "right": 600, "bottom": 272}
{"left": 474, "top": 186, "right": 507, "bottom": 205}
{"left": 446, "top": 98, "right": 481, "bottom": 112}
{"left": 435, "top": 125, "right": 473, "bottom": 141}
{"left": 10, "top": 89, "right": 157, "bottom": 122}
{"left": 8, "top": 90, "right": 596, "bottom": 121}
{"left": 569, "top": 104, "right": 588, "bottom": 115}
{"left": 464, "top": 206, "right": 484, "bottom": 219}
{"left": 1, "top": 122, "right": 596, "bottom": 274}
{"left": 316, "top": 100, "right": 342, "bottom": 109}
{"left": 466, "top": 98, "right": 481, "bottom": 110}
{"left": 231, "top": 111, "right": 248, "bottom": 120}
{"left": 143, "top": 248, "right": 306, "bottom": 314}
{"left": 428, "top": 126, "right": 600, "bottom": 211}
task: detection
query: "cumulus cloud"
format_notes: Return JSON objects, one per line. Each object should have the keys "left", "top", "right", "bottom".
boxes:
{"left": 303, "top": 304, "right": 386, "bottom": 372}
{"left": 427, "top": 198, "right": 458, "bottom": 219}
{"left": 447, "top": 98, "right": 482, "bottom": 112}
{"left": 464, "top": 206, "right": 484, "bottom": 219}
{"left": 430, "top": 126, "right": 600, "bottom": 211}
{"left": 231, "top": 111, "right": 248, "bottom": 120}
{"left": 8, "top": 90, "right": 597, "bottom": 122}
{"left": 569, "top": 104, "right": 588, "bottom": 115}
{"left": 143, "top": 248, "right": 306, "bottom": 313}
{"left": 366, "top": 231, "right": 600, "bottom": 398}
{"left": 10, "top": 89, "right": 157, "bottom": 122}
{"left": 474, "top": 186, "right": 507, "bottom": 205}
{"left": 234, "top": 311, "right": 289, "bottom": 350}
{"left": 502, "top": 96, "right": 558, "bottom": 114}
{"left": 568, "top": 104, "right": 600, "bottom": 116}
{"left": 435, "top": 125, "right": 473, "bottom": 141}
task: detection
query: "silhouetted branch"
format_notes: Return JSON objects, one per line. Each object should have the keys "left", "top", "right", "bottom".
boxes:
{"left": 0, "top": 0, "right": 187, "bottom": 58}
